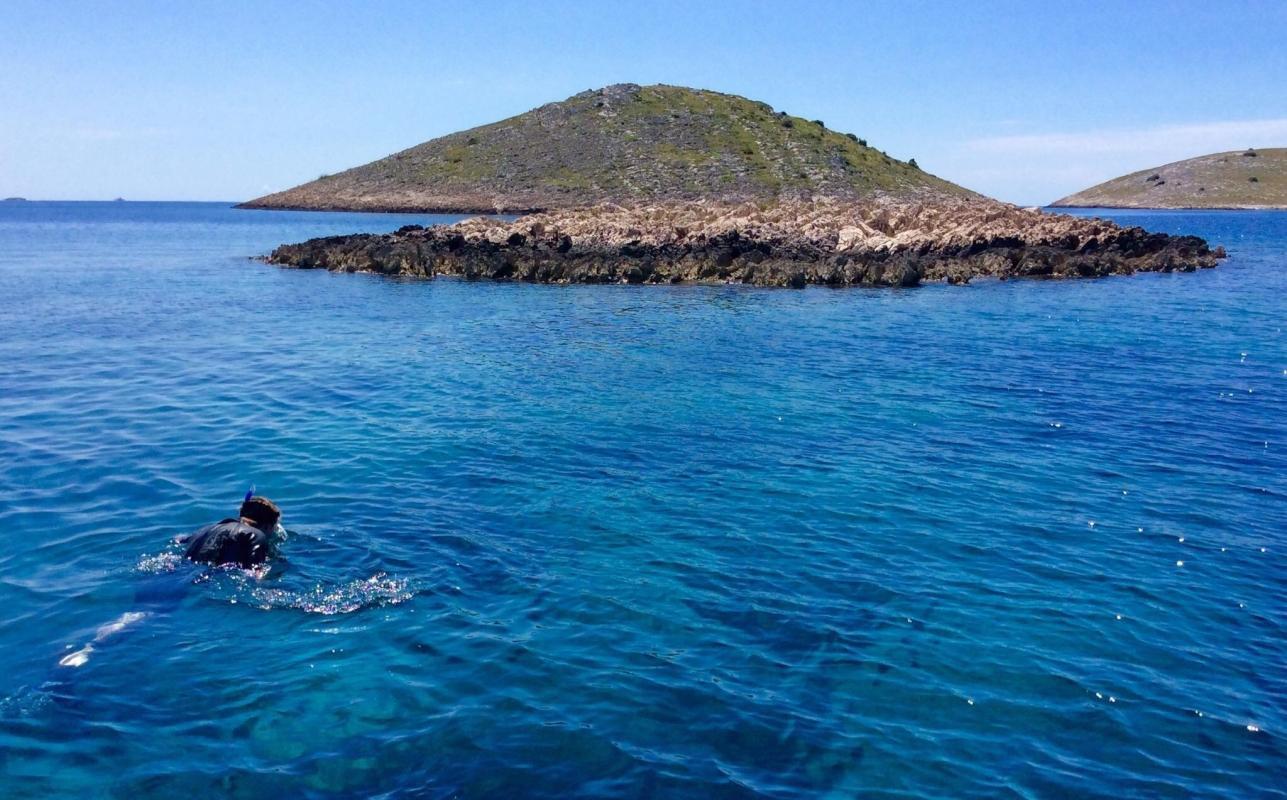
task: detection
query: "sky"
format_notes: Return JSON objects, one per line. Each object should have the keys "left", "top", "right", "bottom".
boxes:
{"left": 1, "top": 0, "right": 1285, "bottom": 206}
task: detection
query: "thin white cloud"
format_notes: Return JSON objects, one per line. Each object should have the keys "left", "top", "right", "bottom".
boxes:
{"left": 937, "top": 118, "right": 1287, "bottom": 204}
{"left": 966, "top": 118, "right": 1287, "bottom": 157}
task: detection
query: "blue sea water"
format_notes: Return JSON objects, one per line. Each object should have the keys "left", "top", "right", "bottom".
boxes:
{"left": 0, "top": 201, "right": 1283, "bottom": 799}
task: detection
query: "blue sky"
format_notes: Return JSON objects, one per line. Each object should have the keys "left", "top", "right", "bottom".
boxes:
{"left": 2, "top": 0, "right": 1284, "bottom": 205}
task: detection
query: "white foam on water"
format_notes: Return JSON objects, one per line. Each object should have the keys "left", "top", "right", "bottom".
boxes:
{"left": 136, "top": 552, "right": 185, "bottom": 573}
{"left": 251, "top": 573, "right": 413, "bottom": 615}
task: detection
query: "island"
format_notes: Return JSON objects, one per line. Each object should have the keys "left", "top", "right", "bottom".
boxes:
{"left": 241, "top": 83, "right": 974, "bottom": 214}
{"left": 2, "top": 197, "right": 28, "bottom": 203}
{"left": 1052, "top": 149, "right": 1287, "bottom": 209}
{"left": 250, "top": 84, "right": 1224, "bottom": 287}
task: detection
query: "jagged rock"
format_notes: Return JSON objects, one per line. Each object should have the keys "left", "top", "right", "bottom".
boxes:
{"left": 265, "top": 198, "right": 1223, "bottom": 288}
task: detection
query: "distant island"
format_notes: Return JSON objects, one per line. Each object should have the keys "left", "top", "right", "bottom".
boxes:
{"left": 2, "top": 197, "right": 27, "bottom": 203}
{"left": 1052, "top": 148, "right": 1286, "bottom": 209}
{"left": 253, "top": 84, "right": 1224, "bottom": 287}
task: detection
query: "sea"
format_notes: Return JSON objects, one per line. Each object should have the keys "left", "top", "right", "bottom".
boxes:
{"left": 0, "top": 201, "right": 1282, "bottom": 799}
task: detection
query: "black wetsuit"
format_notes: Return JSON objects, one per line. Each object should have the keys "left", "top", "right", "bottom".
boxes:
{"left": 181, "top": 518, "right": 272, "bottom": 568}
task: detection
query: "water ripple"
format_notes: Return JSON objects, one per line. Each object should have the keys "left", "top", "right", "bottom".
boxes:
{"left": 0, "top": 204, "right": 1283, "bottom": 798}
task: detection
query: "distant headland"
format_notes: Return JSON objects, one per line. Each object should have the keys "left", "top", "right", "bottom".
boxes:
{"left": 251, "top": 84, "right": 1225, "bottom": 287}
{"left": 1052, "top": 149, "right": 1287, "bottom": 209}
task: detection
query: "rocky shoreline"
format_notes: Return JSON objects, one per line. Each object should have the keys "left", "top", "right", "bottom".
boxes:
{"left": 264, "top": 198, "right": 1224, "bottom": 288}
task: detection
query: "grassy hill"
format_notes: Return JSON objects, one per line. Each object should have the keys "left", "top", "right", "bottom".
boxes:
{"left": 241, "top": 84, "right": 975, "bottom": 213}
{"left": 1051, "top": 148, "right": 1287, "bottom": 209}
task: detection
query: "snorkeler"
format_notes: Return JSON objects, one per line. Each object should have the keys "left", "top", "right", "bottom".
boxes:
{"left": 45, "top": 493, "right": 283, "bottom": 675}
{"left": 28, "top": 491, "right": 288, "bottom": 685}
{"left": 180, "top": 493, "right": 283, "bottom": 568}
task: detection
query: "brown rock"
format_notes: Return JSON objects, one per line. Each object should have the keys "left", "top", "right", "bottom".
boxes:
{"left": 265, "top": 198, "right": 1222, "bottom": 288}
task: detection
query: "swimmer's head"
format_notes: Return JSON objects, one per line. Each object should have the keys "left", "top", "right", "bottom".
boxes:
{"left": 239, "top": 496, "right": 281, "bottom": 532}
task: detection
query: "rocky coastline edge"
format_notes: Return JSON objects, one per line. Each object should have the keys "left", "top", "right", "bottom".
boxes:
{"left": 263, "top": 198, "right": 1223, "bottom": 288}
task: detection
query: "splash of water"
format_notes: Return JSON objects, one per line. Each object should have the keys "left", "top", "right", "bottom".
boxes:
{"left": 136, "top": 552, "right": 185, "bottom": 574}
{"left": 136, "top": 549, "right": 411, "bottom": 615}
{"left": 250, "top": 573, "right": 414, "bottom": 615}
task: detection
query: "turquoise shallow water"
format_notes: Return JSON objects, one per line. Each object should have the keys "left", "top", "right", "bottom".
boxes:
{"left": 0, "top": 202, "right": 1283, "bottom": 798}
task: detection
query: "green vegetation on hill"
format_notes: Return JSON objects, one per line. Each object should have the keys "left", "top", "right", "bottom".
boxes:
{"left": 1051, "top": 148, "right": 1287, "bottom": 209}
{"left": 241, "top": 84, "right": 974, "bottom": 212}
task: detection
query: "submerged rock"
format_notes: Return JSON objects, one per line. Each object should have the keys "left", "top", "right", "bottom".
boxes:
{"left": 265, "top": 198, "right": 1223, "bottom": 288}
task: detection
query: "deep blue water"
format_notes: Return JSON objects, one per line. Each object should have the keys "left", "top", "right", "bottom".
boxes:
{"left": 0, "top": 201, "right": 1283, "bottom": 799}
